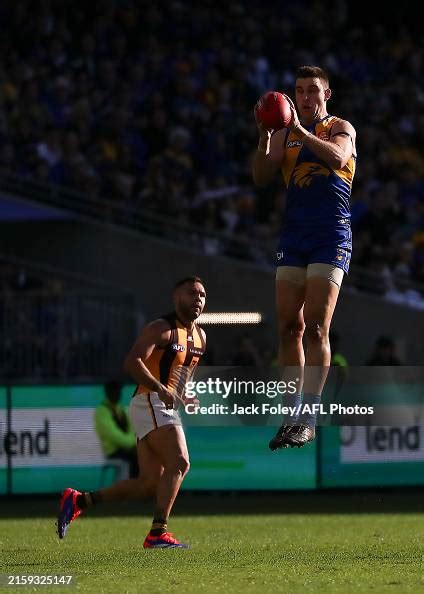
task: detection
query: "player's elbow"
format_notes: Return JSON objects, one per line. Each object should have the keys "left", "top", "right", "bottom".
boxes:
{"left": 332, "top": 151, "right": 350, "bottom": 170}
{"left": 329, "top": 156, "right": 343, "bottom": 170}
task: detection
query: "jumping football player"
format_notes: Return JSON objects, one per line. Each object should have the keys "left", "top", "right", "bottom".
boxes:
{"left": 253, "top": 66, "right": 357, "bottom": 448}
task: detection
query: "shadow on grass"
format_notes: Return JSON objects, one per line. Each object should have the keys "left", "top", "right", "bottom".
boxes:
{"left": 0, "top": 488, "right": 423, "bottom": 519}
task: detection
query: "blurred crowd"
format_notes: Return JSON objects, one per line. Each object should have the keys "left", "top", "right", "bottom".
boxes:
{"left": 208, "top": 331, "right": 406, "bottom": 368}
{"left": 0, "top": 0, "right": 423, "bottom": 294}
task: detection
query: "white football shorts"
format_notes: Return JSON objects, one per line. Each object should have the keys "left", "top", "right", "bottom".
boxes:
{"left": 129, "top": 392, "right": 183, "bottom": 440}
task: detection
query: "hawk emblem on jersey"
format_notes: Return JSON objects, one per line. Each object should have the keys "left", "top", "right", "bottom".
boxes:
{"left": 292, "top": 162, "right": 331, "bottom": 188}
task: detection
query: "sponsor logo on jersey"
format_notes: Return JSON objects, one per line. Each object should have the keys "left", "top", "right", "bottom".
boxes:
{"left": 172, "top": 343, "right": 186, "bottom": 352}
{"left": 189, "top": 348, "right": 203, "bottom": 356}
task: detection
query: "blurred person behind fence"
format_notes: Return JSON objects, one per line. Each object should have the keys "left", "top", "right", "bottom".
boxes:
{"left": 95, "top": 379, "right": 138, "bottom": 478}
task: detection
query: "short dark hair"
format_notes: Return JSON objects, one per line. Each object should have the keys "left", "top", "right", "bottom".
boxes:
{"left": 296, "top": 65, "right": 329, "bottom": 86}
{"left": 174, "top": 276, "right": 205, "bottom": 290}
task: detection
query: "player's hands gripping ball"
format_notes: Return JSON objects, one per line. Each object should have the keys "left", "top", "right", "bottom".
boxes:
{"left": 254, "top": 91, "right": 292, "bottom": 131}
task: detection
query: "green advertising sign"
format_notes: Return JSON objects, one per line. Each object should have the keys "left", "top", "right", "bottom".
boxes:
{"left": 0, "top": 385, "right": 316, "bottom": 494}
{"left": 321, "top": 426, "right": 424, "bottom": 487}
{"left": 0, "top": 387, "right": 6, "bottom": 495}
{"left": 2, "top": 381, "right": 424, "bottom": 494}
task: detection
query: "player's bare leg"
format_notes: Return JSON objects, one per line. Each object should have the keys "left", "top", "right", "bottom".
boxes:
{"left": 93, "top": 436, "right": 162, "bottom": 502}
{"left": 57, "top": 427, "right": 190, "bottom": 547}
{"left": 74, "top": 423, "right": 187, "bottom": 507}
{"left": 303, "top": 277, "right": 339, "bottom": 372}
{"left": 269, "top": 278, "right": 306, "bottom": 450}
{"left": 142, "top": 425, "right": 190, "bottom": 548}
{"left": 276, "top": 278, "right": 306, "bottom": 369}
{"left": 286, "top": 275, "right": 340, "bottom": 447}
{"left": 56, "top": 437, "right": 161, "bottom": 538}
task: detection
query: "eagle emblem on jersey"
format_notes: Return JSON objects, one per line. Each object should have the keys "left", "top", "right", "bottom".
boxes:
{"left": 292, "top": 162, "right": 331, "bottom": 188}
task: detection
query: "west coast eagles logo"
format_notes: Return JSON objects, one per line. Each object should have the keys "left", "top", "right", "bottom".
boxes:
{"left": 292, "top": 162, "right": 331, "bottom": 188}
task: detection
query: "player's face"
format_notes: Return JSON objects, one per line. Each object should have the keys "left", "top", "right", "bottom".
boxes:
{"left": 295, "top": 77, "right": 330, "bottom": 121}
{"left": 175, "top": 281, "right": 206, "bottom": 322}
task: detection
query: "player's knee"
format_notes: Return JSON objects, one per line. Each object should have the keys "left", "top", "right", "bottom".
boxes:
{"left": 169, "top": 454, "right": 190, "bottom": 477}
{"left": 179, "top": 455, "right": 190, "bottom": 477}
{"left": 279, "top": 320, "right": 305, "bottom": 342}
{"left": 304, "top": 321, "right": 329, "bottom": 343}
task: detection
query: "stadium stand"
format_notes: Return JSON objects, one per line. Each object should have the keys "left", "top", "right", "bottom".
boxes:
{"left": 0, "top": 254, "right": 134, "bottom": 379}
{"left": 0, "top": 0, "right": 421, "bottom": 296}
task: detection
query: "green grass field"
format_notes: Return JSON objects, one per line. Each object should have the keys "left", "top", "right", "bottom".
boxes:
{"left": 1, "top": 494, "right": 423, "bottom": 594}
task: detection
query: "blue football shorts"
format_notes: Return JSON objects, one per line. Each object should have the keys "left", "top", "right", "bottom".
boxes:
{"left": 275, "top": 221, "right": 352, "bottom": 274}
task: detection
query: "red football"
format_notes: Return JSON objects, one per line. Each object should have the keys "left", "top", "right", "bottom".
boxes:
{"left": 255, "top": 91, "right": 292, "bottom": 130}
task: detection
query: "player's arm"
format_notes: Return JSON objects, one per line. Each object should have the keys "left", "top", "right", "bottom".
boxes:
{"left": 292, "top": 116, "right": 355, "bottom": 171}
{"left": 123, "top": 319, "right": 174, "bottom": 406}
{"left": 252, "top": 105, "right": 286, "bottom": 186}
{"left": 284, "top": 95, "right": 355, "bottom": 169}
{"left": 296, "top": 119, "right": 355, "bottom": 169}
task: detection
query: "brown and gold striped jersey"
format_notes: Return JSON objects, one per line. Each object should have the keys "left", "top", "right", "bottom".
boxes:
{"left": 134, "top": 311, "right": 206, "bottom": 398}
